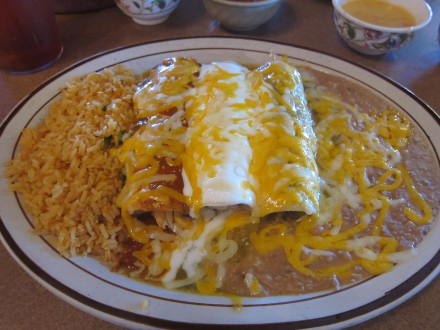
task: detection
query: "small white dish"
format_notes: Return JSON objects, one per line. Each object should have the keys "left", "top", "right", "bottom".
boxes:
{"left": 203, "top": 0, "right": 281, "bottom": 31}
{"left": 114, "top": 0, "right": 180, "bottom": 25}
{"left": 332, "top": 0, "right": 432, "bottom": 55}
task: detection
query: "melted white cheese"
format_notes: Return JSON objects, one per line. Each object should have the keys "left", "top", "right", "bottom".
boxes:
{"left": 162, "top": 210, "right": 230, "bottom": 284}
{"left": 182, "top": 62, "right": 261, "bottom": 215}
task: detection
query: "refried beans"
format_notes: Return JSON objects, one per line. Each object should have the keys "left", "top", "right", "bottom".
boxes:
{"left": 220, "top": 66, "right": 440, "bottom": 296}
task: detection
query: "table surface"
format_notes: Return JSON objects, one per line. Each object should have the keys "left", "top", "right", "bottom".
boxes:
{"left": 1, "top": 0, "right": 439, "bottom": 329}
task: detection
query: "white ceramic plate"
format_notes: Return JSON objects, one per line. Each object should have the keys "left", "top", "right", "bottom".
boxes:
{"left": 1, "top": 37, "right": 439, "bottom": 329}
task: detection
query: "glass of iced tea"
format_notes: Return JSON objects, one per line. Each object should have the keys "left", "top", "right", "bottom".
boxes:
{"left": 0, "top": 0, "right": 63, "bottom": 75}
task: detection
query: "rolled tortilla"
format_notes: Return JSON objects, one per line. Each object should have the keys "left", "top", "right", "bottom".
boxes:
{"left": 117, "top": 58, "right": 319, "bottom": 227}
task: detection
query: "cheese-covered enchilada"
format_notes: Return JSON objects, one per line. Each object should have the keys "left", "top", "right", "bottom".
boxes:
{"left": 114, "top": 57, "right": 320, "bottom": 287}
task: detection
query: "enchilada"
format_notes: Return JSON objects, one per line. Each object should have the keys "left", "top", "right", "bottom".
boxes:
{"left": 114, "top": 57, "right": 320, "bottom": 286}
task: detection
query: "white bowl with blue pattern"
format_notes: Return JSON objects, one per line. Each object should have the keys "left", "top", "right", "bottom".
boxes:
{"left": 332, "top": 0, "right": 432, "bottom": 55}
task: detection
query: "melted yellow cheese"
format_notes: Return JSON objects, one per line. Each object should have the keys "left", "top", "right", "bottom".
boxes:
{"left": 182, "top": 61, "right": 319, "bottom": 217}
{"left": 249, "top": 62, "right": 319, "bottom": 217}
{"left": 181, "top": 62, "right": 256, "bottom": 216}
{"left": 119, "top": 60, "right": 319, "bottom": 225}
{"left": 244, "top": 272, "right": 262, "bottom": 295}
{"left": 134, "top": 57, "right": 201, "bottom": 118}
{"left": 250, "top": 80, "right": 433, "bottom": 279}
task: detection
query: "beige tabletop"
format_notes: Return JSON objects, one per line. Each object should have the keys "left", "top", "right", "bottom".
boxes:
{"left": 1, "top": 0, "right": 439, "bottom": 329}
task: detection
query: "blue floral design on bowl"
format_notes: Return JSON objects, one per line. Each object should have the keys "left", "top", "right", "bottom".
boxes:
{"left": 334, "top": 11, "right": 413, "bottom": 55}
{"left": 115, "top": 0, "right": 180, "bottom": 25}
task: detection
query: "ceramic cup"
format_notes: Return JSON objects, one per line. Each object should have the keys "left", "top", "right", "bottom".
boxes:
{"left": 115, "top": 0, "right": 180, "bottom": 25}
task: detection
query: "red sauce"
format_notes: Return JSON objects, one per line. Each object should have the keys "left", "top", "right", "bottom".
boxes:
{"left": 136, "top": 156, "right": 188, "bottom": 213}
{"left": 115, "top": 237, "right": 144, "bottom": 272}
